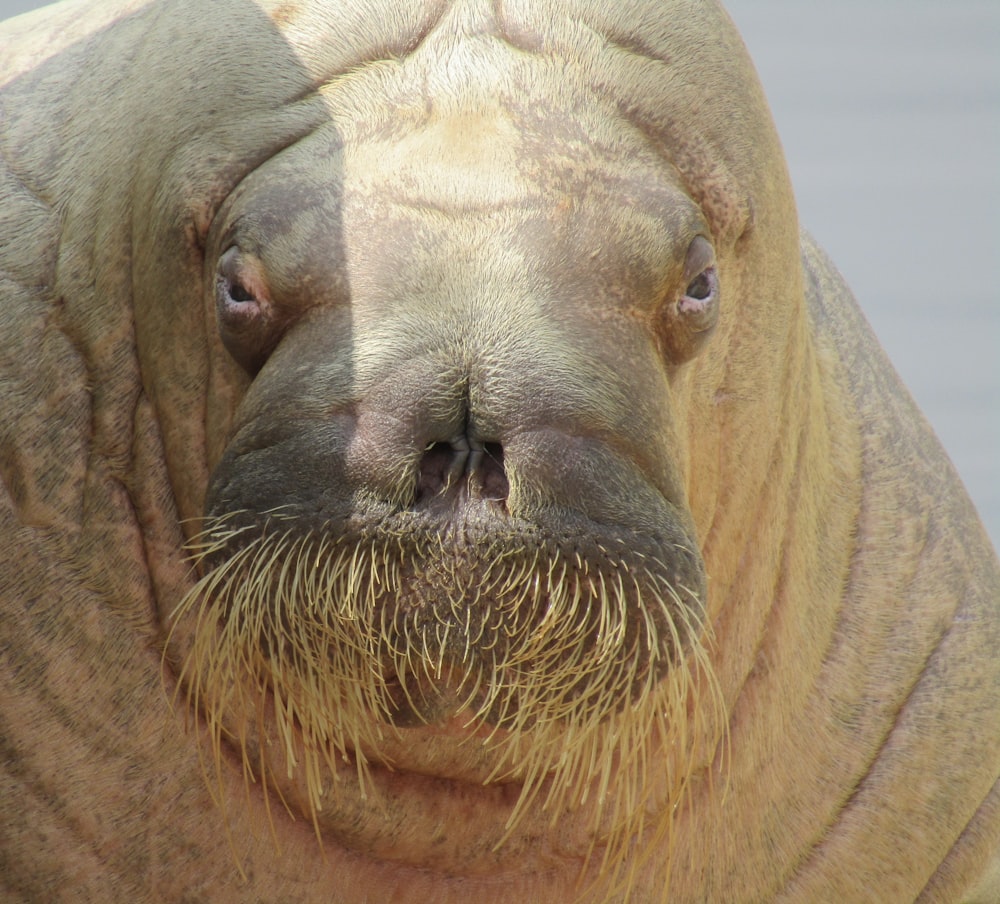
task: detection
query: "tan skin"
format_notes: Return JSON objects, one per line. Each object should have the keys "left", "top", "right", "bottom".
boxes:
{"left": 1, "top": 1, "right": 998, "bottom": 902}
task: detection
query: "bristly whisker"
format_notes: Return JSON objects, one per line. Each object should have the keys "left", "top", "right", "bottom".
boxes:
{"left": 165, "top": 515, "right": 724, "bottom": 897}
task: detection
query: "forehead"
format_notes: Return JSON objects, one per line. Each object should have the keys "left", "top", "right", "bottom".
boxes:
{"left": 252, "top": 0, "right": 765, "bottom": 247}
{"left": 218, "top": 82, "right": 704, "bottom": 322}
{"left": 349, "top": 103, "right": 687, "bottom": 214}
{"left": 330, "top": 49, "right": 700, "bottom": 276}
{"left": 312, "top": 18, "right": 695, "bottom": 216}
{"left": 214, "top": 12, "right": 720, "bottom": 297}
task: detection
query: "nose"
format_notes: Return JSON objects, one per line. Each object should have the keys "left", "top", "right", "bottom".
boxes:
{"left": 415, "top": 434, "right": 509, "bottom": 509}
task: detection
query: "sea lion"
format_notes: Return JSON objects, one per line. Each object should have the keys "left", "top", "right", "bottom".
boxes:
{"left": 1, "top": 1, "right": 998, "bottom": 902}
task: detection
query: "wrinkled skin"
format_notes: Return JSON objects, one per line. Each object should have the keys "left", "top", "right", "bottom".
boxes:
{"left": 1, "top": 1, "right": 999, "bottom": 902}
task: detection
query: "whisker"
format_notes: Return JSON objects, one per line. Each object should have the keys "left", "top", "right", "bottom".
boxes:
{"left": 167, "top": 517, "right": 723, "bottom": 900}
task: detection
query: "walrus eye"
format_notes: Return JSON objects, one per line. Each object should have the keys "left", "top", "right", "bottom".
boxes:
{"left": 656, "top": 236, "right": 720, "bottom": 366}
{"left": 683, "top": 268, "right": 716, "bottom": 305}
{"left": 214, "top": 246, "right": 277, "bottom": 376}
{"left": 680, "top": 236, "right": 717, "bottom": 312}
{"left": 227, "top": 279, "right": 255, "bottom": 304}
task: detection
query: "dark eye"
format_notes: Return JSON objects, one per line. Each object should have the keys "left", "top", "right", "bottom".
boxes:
{"left": 685, "top": 273, "right": 710, "bottom": 300}
{"left": 227, "top": 279, "right": 256, "bottom": 304}
{"left": 215, "top": 246, "right": 277, "bottom": 375}
{"left": 655, "top": 236, "right": 720, "bottom": 366}
{"left": 682, "top": 267, "right": 718, "bottom": 310}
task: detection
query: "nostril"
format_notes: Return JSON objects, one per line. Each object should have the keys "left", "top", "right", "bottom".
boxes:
{"left": 479, "top": 442, "right": 509, "bottom": 502}
{"left": 413, "top": 439, "right": 509, "bottom": 507}
{"left": 415, "top": 442, "right": 460, "bottom": 502}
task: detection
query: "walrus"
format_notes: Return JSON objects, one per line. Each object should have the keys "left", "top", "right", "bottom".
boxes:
{"left": 1, "top": 1, "right": 998, "bottom": 901}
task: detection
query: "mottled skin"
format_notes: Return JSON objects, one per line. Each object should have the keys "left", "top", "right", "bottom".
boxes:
{"left": 1, "top": 1, "right": 999, "bottom": 903}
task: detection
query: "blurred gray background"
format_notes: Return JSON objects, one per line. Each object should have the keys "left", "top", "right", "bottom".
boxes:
{"left": 3, "top": 0, "right": 998, "bottom": 549}
{"left": 1, "top": 0, "right": 38, "bottom": 16}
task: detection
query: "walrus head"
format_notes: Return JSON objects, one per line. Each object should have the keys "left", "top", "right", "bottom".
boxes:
{"left": 149, "top": 0, "right": 796, "bottom": 896}
{"left": 175, "top": 97, "right": 717, "bottom": 865}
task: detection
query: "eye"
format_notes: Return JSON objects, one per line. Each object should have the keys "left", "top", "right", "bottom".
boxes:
{"left": 655, "top": 236, "right": 720, "bottom": 366}
{"left": 214, "top": 246, "right": 279, "bottom": 375}
{"left": 226, "top": 278, "right": 256, "bottom": 304}
{"left": 683, "top": 267, "right": 717, "bottom": 306}
{"left": 217, "top": 247, "right": 264, "bottom": 314}
{"left": 685, "top": 272, "right": 711, "bottom": 300}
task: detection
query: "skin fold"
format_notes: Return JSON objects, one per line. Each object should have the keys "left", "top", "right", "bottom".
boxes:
{"left": 1, "top": 1, "right": 998, "bottom": 902}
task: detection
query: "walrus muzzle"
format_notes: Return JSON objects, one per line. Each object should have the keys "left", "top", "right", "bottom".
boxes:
{"left": 170, "top": 317, "right": 718, "bottom": 859}
{"left": 173, "top": 460, "right": 713, "bottom": 838}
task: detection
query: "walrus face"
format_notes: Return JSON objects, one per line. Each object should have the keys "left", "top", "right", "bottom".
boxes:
{"left": 170, "top": 37, "right": 725, "bottom": 888}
